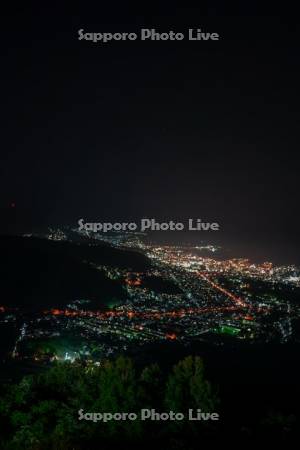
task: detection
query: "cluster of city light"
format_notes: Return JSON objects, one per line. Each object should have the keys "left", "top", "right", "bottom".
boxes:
{"left": 7, "top": 229, "right": 300, "bottom": 365}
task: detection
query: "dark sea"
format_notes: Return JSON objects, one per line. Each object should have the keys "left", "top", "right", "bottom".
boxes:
{"left": 147, "top": 230, "right": 300, "bottom": 266}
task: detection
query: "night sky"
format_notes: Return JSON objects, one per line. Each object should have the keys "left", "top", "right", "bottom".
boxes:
{"left": 1, "top": 4, "right": 299, "bottom": 262}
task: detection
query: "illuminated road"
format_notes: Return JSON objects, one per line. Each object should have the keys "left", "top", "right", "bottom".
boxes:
{"left": 197, "top": 272, "right": 248, "bottom": 308}
{"left": 46, "top": 305, "right": 240, "bottom": 320}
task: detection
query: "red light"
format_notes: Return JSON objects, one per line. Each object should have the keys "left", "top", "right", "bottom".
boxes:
{"left": 166, "top": 333, "right": 177, "bottom": 340}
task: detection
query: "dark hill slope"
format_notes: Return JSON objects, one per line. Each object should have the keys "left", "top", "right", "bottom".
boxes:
{"left": 0, "top": 236, "right": 151, "bottom": 310}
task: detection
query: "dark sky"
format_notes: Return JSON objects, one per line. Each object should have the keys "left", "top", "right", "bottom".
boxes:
{"left": 1, "top": 3, "right": 299, "bottom": 261}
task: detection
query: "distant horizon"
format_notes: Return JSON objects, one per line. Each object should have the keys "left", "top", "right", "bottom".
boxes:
{"left": 2, "top": 225, "right": 299, "bottom": 266}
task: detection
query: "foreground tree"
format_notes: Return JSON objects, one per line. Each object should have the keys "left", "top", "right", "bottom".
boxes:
{"left": 0, "top": 355, "right": 218, "bottom": 449}
{"left": 165, "top": 355, "right": 218, "bottom": 413}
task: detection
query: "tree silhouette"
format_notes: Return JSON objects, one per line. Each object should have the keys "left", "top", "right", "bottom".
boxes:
{"left": 165, "top": 356, "right": 218, "bottom": 412}
{"left": 0, "top": 355, "right": 219, "bottom": 449}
